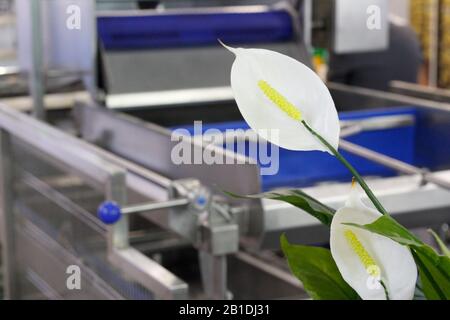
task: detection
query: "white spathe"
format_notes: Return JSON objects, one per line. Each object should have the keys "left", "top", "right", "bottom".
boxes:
{"left": 330, "top": 187, "right": 417, "bottom": 300}
{"left": 224, "top": 43, "right": 340, "bottom": 153}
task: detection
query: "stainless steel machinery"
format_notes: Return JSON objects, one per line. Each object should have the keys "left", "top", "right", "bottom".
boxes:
{"left": 1, "top": 85, "right": 450, "bottom": 299}
{"left": 0, "top": 1, "right": 449, "bottom": 300}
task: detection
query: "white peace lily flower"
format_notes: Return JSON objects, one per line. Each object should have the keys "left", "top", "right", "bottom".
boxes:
{"left": 330, "top": 185, "right": 417, "bottom": 300}
{"left": 222, "top": 42, "right": 340, "bottom": 153}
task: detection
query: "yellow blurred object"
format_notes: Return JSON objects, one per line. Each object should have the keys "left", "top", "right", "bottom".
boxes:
{"left": 312, "top": 48, "right": 328, "bottom": 82}
{"left": 440, "top": 0, "right": 450, "bottom": 87}
{"left": 410, "top": 0, "right": 450, "bottom": 88}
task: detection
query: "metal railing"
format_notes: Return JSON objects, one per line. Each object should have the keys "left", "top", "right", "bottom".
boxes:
{"left": 0, "top": 104, "right": 188, "bottom": 299}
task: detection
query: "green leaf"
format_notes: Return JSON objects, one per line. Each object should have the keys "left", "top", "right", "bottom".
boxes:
{"left": 411, "top": 247, "right": 450, "bottom": 300}
{"left": 344, "top": 215, "right": 450, "bottom": 300}
{"left": 428, "top": 229, "right": 450, "bottom": 258}
{"left": 225, "top": 189, "right": 335, "bottom": 226}
{"left": 280, "top": 234, "right": 359, "bottom": 300}
{"left": 343, "top": 215, "right": 423, "bottom": 247}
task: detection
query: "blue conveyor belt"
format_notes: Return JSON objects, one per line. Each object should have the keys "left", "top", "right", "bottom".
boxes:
{"left": 174, "top": 107, "right": 427, "bottom": 191}
{"left": 97, "top": 10, "right": 293, "bottom": 50}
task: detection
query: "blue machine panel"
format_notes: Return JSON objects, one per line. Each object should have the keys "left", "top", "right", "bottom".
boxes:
{"left": 97, "top": 10, "right": 294, "bottom": 50}
{"left": 174, "top": 107, "right": 423, "bottom": 191}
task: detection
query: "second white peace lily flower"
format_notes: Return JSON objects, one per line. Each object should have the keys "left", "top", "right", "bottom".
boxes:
{"left": 223, "top": 43, "right": 340, "bottom": 153}
{"left": 330, "top": 185, "right": 418, "bottom": 300}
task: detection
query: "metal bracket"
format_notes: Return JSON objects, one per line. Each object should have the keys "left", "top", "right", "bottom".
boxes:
{"left": 99, "top": 177, "right": 239, "bottom": 299}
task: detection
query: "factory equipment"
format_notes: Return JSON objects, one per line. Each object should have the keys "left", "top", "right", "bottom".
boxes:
{"left": 1, "top": 83, "right": 450, "bottom": 300}
{"left": 96, "top": 3, "right": 311, "bottom": 109}
{"left": 310, "top": 0, "right": 389, "bottom": 54}
{"left": 0, "top": 1, "right": 449, "bottom": 300}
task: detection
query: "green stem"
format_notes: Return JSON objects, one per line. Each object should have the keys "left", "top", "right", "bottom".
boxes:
{"left": 380, "top": 280, "right": 390, "bottom": 300}
{"left": 300, "top": 120, "right": 389, "bottom": 216}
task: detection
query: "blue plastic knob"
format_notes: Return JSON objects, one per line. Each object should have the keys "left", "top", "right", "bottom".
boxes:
{"left": 196, "top": 195, "right": 207, "bottom": 207}
{"left": 97, "top": 201, "right": 122, "bottom": 224}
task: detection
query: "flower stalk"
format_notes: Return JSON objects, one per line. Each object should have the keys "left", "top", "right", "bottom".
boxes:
{"left": 300, "top": 120, "right": 389, "bottom": 216}
{"left": 255, "top": 74, "right": 388, "bottom": 215}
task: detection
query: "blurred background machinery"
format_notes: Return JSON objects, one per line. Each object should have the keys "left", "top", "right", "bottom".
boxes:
{"left": 409, "top": 0, "right": 450, "bottom": 88}
{"left": 0, "top": 0, "right": 449, "bottom": 300}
